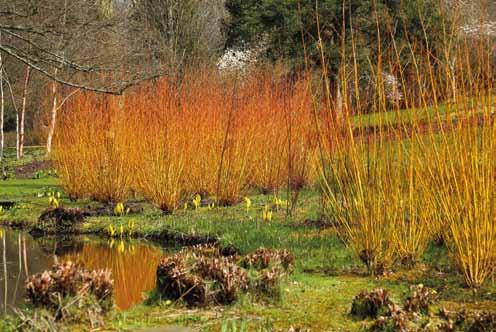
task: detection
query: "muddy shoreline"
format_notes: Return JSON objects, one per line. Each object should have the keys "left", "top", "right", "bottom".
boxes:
{"left": 0, "top": 218, "right": 220, "bottom": 248}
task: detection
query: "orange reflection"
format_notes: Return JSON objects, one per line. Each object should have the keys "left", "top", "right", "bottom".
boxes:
{"left": 63, "top": 240, "right": 162, "bottom": 309}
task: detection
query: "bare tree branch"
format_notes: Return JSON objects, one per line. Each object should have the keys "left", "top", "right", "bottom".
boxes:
{"left": 0, "top": 43, "right": 166, "bottom": 94}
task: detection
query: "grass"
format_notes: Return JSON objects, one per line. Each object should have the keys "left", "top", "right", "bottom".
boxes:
{"left": 1, "top": 146, "right": 46, "bottom": 170}
{"left": 109, "top": 274, "right": 409, "bottom": 331}
{"left": 351, "top": 94, "right": 496, "bottom": 130}
{"left": 352, "top": 103, "right": 448, "bottom": 129}
{"left": 0, "top": 149, "right": 495, "bottom": 331}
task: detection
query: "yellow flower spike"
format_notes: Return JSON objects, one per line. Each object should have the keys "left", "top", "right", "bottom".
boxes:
{"left": 119, "top": 225, "right": 124, "bottom": 238}
{"left": 208, "top": 203, "right": 215, "bottom": 210}
{"left": 48, "top": 197, "right": 60, "bottom": 209}
{"left": 109, "top": 238, "right": 115, "bottom": 248}
{"left": 0, "top": 206, "right": 3, "bottom": 214}
{"left": 56, "top": 192, "right": 61, "bottom": 199}
{"left": 127, "top": 220, "right": 135, "bottom": 235}
{"left": 114, "top": 202, "right": 125, "bottom": 216}
{"left": 193, "top": 194, "right": 201, "bottom": 210}
{"left": 244, "top": 197, "right": 252, "bottom": 212}
{"left": 183, "top": 203, "right": 188, "bottom": 210}
{"left": 263, "top": 205, "right": 273, "bottom": 222}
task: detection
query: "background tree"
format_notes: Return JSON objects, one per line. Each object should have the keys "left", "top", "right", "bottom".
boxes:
{"left": 0, "top": 0, "right": 228, "bottom": 156}
{"left": 224, "top": 0, "right": 450, "bottom": 111}
{"left": 129, "top": 0, "right": 226, "bottom": 70}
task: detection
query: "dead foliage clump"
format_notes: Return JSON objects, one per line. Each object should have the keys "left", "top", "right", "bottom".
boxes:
{"left": 240, "top": 248, "right": 294, "bottom": 271}
{"left": 156, "top": 254, "right": 207, "bottom": 306}
{"left": 351, "top": 288, "right": 394, "bottom": 319}
{"left": 156, "top": 250, "right": 247, "bottom": 306}
{"left": 370, "top": 306, "right": 409, "bottom": 332}
{"left": 189, "top": 243, "right": 240, "bottom": 259}
{"left": 403, "top": 284, "right": 438, "bottom": 315}
{"left": 24, "top": 261, "right": 113, "bottom": 323}
{"left": 439, "top": 309, "right": 496, "bottom": 332}
{"left": 156, "top": 246, "right": 294, "bottom": 307}
{"left": 254, "top": 267, "right": 284, "bottom": 299}
{"left": 353, "top": 286, "right": 495, "bottom": 332}
{"left": 196, "top": 256, "right": 248, "bottom": 304}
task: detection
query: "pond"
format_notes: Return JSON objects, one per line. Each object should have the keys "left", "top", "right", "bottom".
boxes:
{"left": 0, "top": 227, "right": 166, "bottom": 314}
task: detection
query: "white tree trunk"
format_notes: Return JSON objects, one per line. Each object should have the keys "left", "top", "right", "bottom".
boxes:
{"left": 0, "top": 52, "right": 4, "bottom": 163}
{"left": 16, "top": 92, "right": 19, "bottom": 160}
{"left": 46, "top": 0, "right": 67, "bottom": 156}
{"left": 20, "top": 66, "right": 31, "bottom": 158}
{"left": 46, "top": 77, "right": 58, "bottom": 155}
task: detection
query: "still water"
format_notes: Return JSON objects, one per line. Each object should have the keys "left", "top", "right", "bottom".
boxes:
{"left": 0, "top": 227, "right": 165, "bottom": 314}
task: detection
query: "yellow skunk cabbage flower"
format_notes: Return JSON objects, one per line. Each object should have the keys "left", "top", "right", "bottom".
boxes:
{"left": 193, "top": 194, "right": 201, "bottom": 210}
{"left": 208, "top": 203, "right": 215, "bottom": 210}
{"left": 0, "top": 206, "right": 3, "bottom": 214}
{"left": 119, "top": 225, "right": 124, "bottom": 238}
{"left": 263, "top": 205, "right": 273, "bottom": 222}
{"left": 244, "top": 197, "right": 252, "bottom": 212}
{"left": 114, "top": 202, "right": 125, "bottom": 216}
{"left": 183, "top": 203, "right": 189, "bottom": 210}
{"left": 48, "top": 196, "right": 60, "bottom": 208}
{"left": 127, "top": 220, "right": 135, "bottom": 235}
{"left": 108, "top": 225, "right": 116, "bottom": 237}
{"left": 273, "top": 196, "right": 288, "bottom": 210}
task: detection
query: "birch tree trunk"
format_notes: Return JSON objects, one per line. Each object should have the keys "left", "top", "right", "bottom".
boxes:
{"left": 16, "top": 90, "right": 19, "bottom": 159}
{"left": 19, "top": 66, "right": 31, "bottom": 158}
{"left": 46, "top": 0, "right": 67, "bottom": 156}
{"left": 0, "top": 50, "right": 4, "bottom": 163}
{"left": 46, "top": 74, "right": 58, "bottom": 155}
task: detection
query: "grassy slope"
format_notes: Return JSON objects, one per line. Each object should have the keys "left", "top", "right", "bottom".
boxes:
{"left": 352, "top": 95, "right": 495, "bottom": 129}
{"left": 0, "top": 150, "right": 495, "bottom": 331}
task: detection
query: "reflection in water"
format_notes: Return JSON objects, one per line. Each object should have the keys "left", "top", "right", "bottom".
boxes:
{"left": 0, "top": 228, "right": 165, "bottom": 314}
{"left": 64, "top": 240, "right": 163, "bottom": 309}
